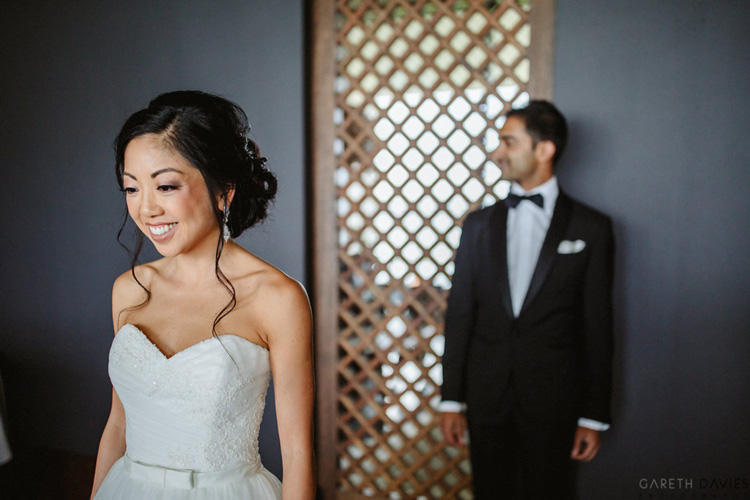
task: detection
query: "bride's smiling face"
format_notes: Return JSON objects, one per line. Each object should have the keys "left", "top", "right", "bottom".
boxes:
{"left": 122, "top": 134, "right": 220, "bottom": 257}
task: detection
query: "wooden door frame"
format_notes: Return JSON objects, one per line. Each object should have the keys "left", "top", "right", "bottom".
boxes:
{"left": 309, "top": 1, "right": 555, "bottom": 498}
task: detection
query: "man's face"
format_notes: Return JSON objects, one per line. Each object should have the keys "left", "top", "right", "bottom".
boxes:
{"left": 495, "top": 115, "right": 544, "bottom": 189}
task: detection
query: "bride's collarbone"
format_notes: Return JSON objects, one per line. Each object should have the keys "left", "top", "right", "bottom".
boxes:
{"left": 122, "top": 299, "right": 266, "bottom": 353}
{"left": 117, "top": 274, "right": 271, "bottom": 348}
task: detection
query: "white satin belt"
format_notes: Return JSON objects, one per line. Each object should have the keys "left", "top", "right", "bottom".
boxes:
{"left": 123, "top": 456, "right": 260, "bottom": 489}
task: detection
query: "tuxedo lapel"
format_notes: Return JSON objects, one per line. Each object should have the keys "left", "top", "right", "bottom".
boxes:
{"left": 520, "top": 192, "right": 574, "bottom": 314}
{"left": 488, "top": 203, "right": 514, "bottom": 319}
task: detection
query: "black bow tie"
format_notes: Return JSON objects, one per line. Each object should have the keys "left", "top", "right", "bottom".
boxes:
{"left": 504, "top": 193, "right": 544, "bottom": 209}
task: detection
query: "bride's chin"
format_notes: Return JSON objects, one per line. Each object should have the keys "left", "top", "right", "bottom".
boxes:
{"left": 146, "top": 236, "right": 180, "bottom": 257}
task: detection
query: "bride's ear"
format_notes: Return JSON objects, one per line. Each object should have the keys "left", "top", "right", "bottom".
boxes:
{"left": 219, "top": 187, "right": 236, "bottom": 210}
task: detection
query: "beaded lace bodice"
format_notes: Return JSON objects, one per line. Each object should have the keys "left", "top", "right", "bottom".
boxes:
{"left": 109, "top": 324, "right": 270, "bottom": 472}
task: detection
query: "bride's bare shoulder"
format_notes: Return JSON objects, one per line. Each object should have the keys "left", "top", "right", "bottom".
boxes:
{"left": 111, "top": 260, "right": 164, "bottom": 330}
{"left": 233, "top": 251, "right": 304, "bottom": 297}
{"left": 231, "top": 250, "right": 308, "bottom": 312}
{"left": 112, "top": 262, "right": 161, "bottom": 297}
{"left": 241, "top": 257, "right": 310, "bottom": 336}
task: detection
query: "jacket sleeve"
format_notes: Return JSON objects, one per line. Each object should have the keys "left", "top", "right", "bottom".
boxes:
{"left": 441, "top": 213, "right": 479, "bottom": 404}
{"left": 580, "top": 216, "right": 615, "bottom": 424}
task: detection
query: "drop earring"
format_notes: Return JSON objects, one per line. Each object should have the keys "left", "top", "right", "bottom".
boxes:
{"left": 223, "top": 203, "right": 231, "bottom": 242}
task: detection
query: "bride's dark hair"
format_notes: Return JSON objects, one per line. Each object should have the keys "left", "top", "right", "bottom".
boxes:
{"left": 114, "top": 90, "right": 277, "bottom": 334}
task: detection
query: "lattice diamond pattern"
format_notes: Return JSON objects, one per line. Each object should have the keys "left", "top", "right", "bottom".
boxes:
{"left": 335, "top": 0, "right": 531, "bottom": 498}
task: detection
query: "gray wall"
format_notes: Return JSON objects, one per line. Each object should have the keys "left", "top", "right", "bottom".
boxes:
{"left": 0, "top": 0, "right": 305, "bottom": 477}
{"left": 1, "top": 0, "right": 749, "bottom": 497}
{"left": 554, "top": 1, "right": 750, "bottom": 497}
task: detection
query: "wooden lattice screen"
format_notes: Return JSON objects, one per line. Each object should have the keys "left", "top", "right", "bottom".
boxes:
{"left": 311, "top": 1, "right": 555, "bottom": 498}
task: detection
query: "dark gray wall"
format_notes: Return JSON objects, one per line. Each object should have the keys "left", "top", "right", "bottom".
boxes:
{"left": 0, "top": 0, "right": 304, "bottom": 477}
{"left": 554, "top": 1, "right": 750, "bottom": 498}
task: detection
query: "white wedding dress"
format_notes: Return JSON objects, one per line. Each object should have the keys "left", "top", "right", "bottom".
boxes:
{"left": 95, "top": 324, "right": 282, "bottom": 499}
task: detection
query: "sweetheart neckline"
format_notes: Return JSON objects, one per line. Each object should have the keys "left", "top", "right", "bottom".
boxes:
{"left": 117, "top": 323, "right": 269, "bottom": 360}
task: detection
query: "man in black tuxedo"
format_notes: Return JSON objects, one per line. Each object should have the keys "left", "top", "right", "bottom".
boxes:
{"left": 440, "top": 101, "right": 614, "bottom": 499}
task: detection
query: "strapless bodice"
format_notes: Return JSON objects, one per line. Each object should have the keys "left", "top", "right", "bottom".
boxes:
{"left": 109, "top": 324, "right": 271, "bottom": 473}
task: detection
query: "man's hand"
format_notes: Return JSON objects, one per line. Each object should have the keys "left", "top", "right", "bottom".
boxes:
{"left": 570, "top": 426, "right": 601, "bottom": 462}
{"left": 440, "top": 411, "right": 467, "bottom": 447}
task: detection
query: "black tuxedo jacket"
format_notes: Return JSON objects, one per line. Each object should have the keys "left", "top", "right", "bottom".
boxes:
{"left": 441, "top": 191, "right": 614, "bottom": 425}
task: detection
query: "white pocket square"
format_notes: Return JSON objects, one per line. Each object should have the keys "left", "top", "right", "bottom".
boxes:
{"left": 557, "top": 239, "right": 586, "bottom": 254}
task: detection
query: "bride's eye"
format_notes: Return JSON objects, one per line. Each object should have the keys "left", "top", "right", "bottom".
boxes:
{"left": 158, "top": 184, "right": 179, "bottom": 192}
{"left": 121, "top": 187, "right": 138, "bottom": 195}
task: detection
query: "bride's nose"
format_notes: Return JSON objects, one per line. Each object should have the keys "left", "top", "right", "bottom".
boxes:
{"left": 140, "top": 190, "right": 163, "bottom": 217}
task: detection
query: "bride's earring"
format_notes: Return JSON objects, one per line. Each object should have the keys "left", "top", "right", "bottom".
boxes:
{"left": 222, "top": 202, "right": 231, "bottom": 242}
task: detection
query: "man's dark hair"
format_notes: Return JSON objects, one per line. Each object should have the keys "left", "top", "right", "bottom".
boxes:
{"left": 506, "top": 100, "right": 568, "bottom": 164}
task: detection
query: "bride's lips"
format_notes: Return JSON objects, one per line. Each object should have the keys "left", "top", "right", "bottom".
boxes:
{"left": 146, "top": 222, "right": 177, "bottom": 242}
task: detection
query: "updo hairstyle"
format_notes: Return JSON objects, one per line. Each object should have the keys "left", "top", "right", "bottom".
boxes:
{"left": 114, "top": 90, "right": 277, "bottom": 237}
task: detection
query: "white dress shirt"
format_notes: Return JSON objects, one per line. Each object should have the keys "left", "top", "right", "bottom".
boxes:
{"left": 440, "top": 176, "right": 609, "bottom": 431}
{"left": 506, "top": 177, "right": 559, "bottom": 317}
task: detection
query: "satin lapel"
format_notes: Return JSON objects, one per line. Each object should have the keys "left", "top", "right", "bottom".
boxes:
{"left": 488, "top": 203, "right": 514, "bottom": 319}
{"left": 520, "top": 192, "right": 574, "bottom": 314}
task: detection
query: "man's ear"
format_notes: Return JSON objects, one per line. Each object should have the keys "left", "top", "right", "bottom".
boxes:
{"left": 534, "top": 140, "right": 556, "bottom": 164}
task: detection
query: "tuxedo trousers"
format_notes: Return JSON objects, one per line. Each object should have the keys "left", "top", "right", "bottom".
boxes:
{"left": 467, "top": 382, "right": 579, "bottom": 500}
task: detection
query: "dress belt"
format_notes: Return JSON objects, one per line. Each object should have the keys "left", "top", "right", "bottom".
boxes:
{"left": 123, "top": 455, "right": 260, "bottom": 489}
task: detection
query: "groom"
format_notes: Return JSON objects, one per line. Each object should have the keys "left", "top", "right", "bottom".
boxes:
{"left": 440, "top": 101, "right": 614, "bottom": 499}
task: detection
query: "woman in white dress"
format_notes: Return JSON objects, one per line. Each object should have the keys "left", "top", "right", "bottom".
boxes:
{"left": 90, "top": 91, "right": 315, "bottom": 499}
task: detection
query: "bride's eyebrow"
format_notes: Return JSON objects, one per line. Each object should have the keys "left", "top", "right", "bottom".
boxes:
{"left": 151, "top": 167, "right": 184, "bottom": 178}
{"left": 122, "top": 167, "right": 185, "bottom": 181}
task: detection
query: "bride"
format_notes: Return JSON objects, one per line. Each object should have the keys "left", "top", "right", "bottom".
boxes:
{"left": 90, "top": 91, "right": 315, "bottom": 499}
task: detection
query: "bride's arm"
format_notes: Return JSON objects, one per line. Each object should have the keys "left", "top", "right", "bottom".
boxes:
{"left": 90, "top": 388, "right": 126, "bottom": 499}
{"left": 90, "top": 272, "right": 139, "bottom": 498}
{"left": 264, "top": 277, "right": 315, "bottom": 500}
